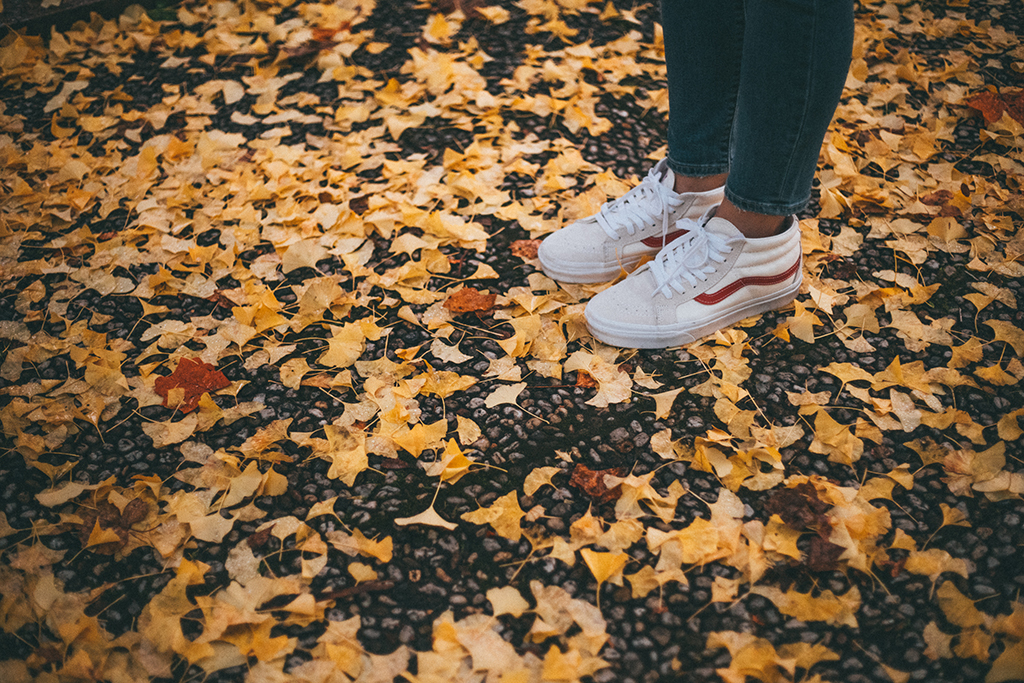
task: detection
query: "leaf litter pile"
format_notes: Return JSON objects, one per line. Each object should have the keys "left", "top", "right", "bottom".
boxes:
{"left": 1, "top": 0, "right": 1024, "bottom": 681}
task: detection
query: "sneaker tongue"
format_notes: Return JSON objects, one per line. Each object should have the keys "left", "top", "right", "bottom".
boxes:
{"left": 659, "top": 165, "right": 675, "bottom": 190}
{"left": 703, "top": 216, "right": 745, "bottom": 239}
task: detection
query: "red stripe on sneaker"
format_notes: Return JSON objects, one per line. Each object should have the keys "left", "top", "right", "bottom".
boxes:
{"left": 694, "top": 257, "right": 802, "bottom": 305}
{"left": 640, "top": 228, "right": 690, "bottom": 248}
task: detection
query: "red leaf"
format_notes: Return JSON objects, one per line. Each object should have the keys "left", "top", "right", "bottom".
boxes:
{"left": 965, "top": 89, "right": 1024, "bottom": 125}
{"left": 569, "top": 464, "right": 625, "bottom": 503}
{"left": 154, "top": 358, "right": 230, "bottom": 414}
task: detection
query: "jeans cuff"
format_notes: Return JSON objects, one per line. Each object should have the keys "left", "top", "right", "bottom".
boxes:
{"left": 665, "top": 156, "right": 729, "bottom": 178}
{"left": 725, "top": 187, "right": 809, "bottom": 216}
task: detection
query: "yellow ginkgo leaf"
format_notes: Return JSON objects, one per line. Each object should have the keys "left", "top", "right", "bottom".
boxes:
{"left": 484, "top": 382, "right": 526, "bottom": 409}
{"left": 524, "top": 466, "right": 560, "bottom": 496}
{"left": 456, "top": 415, "right": 482, "bottom": 445}
{"left": 348, "top": 562, "right": 378, "bottom": 584}
{"left": 880, "top": 664, "right": 911, "bottom": 683}
{"left": 487, "top": 586, "right": 529, "bottom": 617}
{"left": 710, "top": 576, "right": 741, "bottom": 603}
{"left": 985, "top": 320, "right": 1024, "bottom": 356}
{"left": 281, "top": 240, "right": 329, "bottom": 273}
{"left": 904, "top": 548, "right": 970, "bottom": 584}
{"left": 750, "top": 585, "right": 861, "bottom": 627}
{"left": 476, "top": 6, "right": 510, "bottom": 24}
{"left": 323, "top": 425, "right": 368, "bottom": 486}
{"left": 580, "top": 548, "right": 629, "bottom": 588}
{"left": 461, "top": 491, "right": 525, "bottom": 542}
{"left": 650, "top": 386, "right": 684, "bottom": 419}
{"left": 936, "top": 581, "right": 984, "bottom": 628}
{"left": 325, "top": 528, "right": 393, "bottom": 563}
{"left": 394, "top": 504, "right": 458, "bottom": 531}
{"left": 423, "top": 440, "right": 475, "bottom": 484}
{"left": 142, "top": 412, "right": 199, "bottom": 448}
{"left": 85, "top": 521, "right": 123, "bottom": 548}
{"left": 939, "top": 503, "right": 970, "bottom": 529}
{"left": 423, "top": 13, "right": 458, "bottom": 44}
{"left": 987, "top": 641, "right": 1024, "bottom": 683}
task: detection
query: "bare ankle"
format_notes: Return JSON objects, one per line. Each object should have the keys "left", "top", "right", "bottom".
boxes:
{"left": 673, "top": 172, "right": 727, "bottom": 194}
{"left": 714, "top": 200, "right": 786, "bottom": 239}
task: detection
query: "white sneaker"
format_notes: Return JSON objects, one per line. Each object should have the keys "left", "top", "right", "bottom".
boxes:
{"left": 585, "top": 213, "right": 803, "bottom": 348}
{"left": 537, "top": 159, "right": 724, "bottom": 283}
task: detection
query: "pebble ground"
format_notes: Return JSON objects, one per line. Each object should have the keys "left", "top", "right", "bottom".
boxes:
{"left": 1, "top": 1, "right": 1023, "bottom": 682}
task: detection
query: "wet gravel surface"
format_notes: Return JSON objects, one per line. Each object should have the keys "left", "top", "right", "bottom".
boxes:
{"left": 1, "top": 1, "right": 1024, "bottom": 682}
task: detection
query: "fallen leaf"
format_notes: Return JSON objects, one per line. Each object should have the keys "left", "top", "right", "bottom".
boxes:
{"left": 987, "top": 640, "right": 1024, "bottom": 683}
{"left": 650, "top": 386, "right": 684, "bottom": 419}
{"left": 580, "top": 548, "right": 629, "bottom": 595}
{"left": 749, "top": 585, "right": 861, "bottom": 627}
{"left": 965, "top": 88, "right": 1024, "bottom": 125}
{"left": 569, "top": 464, "right": 625, "bottom": 503}
{"left": 484, "top": 382, "right": 526, "bottom": 408}
{"left": 524, "top": 466, "right": 560, "bottom": 496}
{"left": 487, "top": 585, "right": 529, "bottom": 618}
{"left": 154, "top": 358, "right": 230, "bottom": 414}
{"left": 984, "top": 320, "right": 1024, "bottom": 356}
{"left": 936, "top": 581, "right": 984, "bottom": 629}
{"left": 461, "top": 491, "right": 525, "bottom": 542}
{"left": 444, "top": 287, "right": 496, "bottom": 314}
{"left": 904, "top": 548, "right": 970, "bottom": 583}
{"left": 281, "top": 239, "right": 329, "bottom": 273}
{"left": 510, "top": 239, "right": 541, "bottom": 258}
{"left": 394, "top": 504, "right": 458, "bottom": 530}
{"left": 348, "top": 562, "right": 378, "bottom": 584}
{"left": 142, "top": 412, "right": 200, "bottom": 448}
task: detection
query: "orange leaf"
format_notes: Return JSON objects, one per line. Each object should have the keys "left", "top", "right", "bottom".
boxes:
{"left": 510, "top": 239, "right": 541, "bottom": 259}
{"left": 444, "top": 287, "right": 496, "bottom": 314}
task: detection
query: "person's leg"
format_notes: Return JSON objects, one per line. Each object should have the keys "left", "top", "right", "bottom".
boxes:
{"left": 661, "top": 0, "right": 744, "bottom": 193}
{"left": 721, "top": 0, "right": 855, "bottom": 236}
{"left": 663, "top": 0, "right": 854, "bottom": 238}
{"left": 537, "top": 1, "right": 744, "bottom": 285}
{"left": 584, "top": 0, "right": 855, "bottom": 348}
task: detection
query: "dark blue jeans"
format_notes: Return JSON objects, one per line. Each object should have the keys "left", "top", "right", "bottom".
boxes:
{"left": 662, "top": 0, "right": 854, "bottom": 215}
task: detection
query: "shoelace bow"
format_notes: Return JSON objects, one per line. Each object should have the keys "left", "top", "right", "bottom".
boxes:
{"left": 650, "top": 221, "right": 732, "bottom": 299}
{"left": 595, "top": 166, "right": 684, "bottom": 244}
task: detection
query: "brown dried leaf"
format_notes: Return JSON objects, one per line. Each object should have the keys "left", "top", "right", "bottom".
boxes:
{"left": 807, "top": 535, "right": 845, "bottom": 572}
{"left": 120, "top": 498, "right": 149, "bottom": 528}
{"left": 764, "top": 482, "right": 829, "bottom": 530}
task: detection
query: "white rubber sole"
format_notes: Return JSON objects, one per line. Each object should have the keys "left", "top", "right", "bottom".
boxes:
{"left": 585, "top": 275, "right": 803, "bottom": 348}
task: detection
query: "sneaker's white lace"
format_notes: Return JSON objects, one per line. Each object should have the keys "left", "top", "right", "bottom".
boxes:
{"left": 595, "top": 166, "right": 683, "bottom": 243}
{"left": 650, "top": 221, "right": 732, "bottom": 299}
